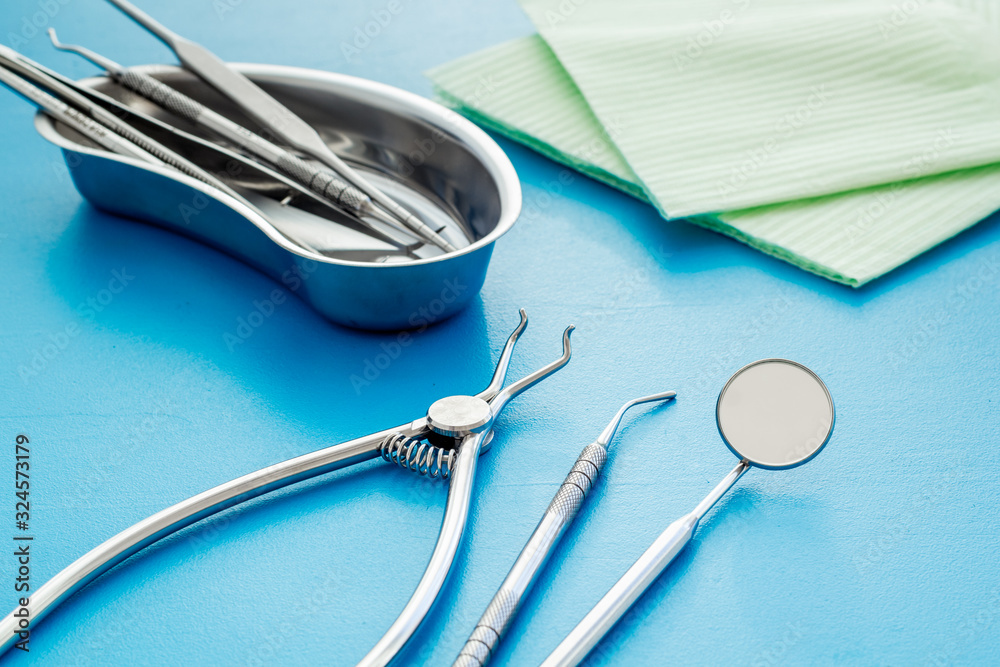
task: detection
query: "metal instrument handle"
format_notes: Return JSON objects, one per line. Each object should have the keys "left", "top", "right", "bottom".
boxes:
{"left": 104, "top": 0, "right": 182, "bottom": 48}
{"left": 540, "top": 513, "right": 697, "bottom": 667}
{"left": 104, "top": 0, "right": 316, "bottom": 154}
{"left": 0, "top": 423, "right": 414, "bottom": 654}
{"left": 541, "top": 460, "right": 749, "bottom": 667}
{"left": 104, "top": 0, "right": 455, "bottom": 251}
{"left": 357, "top": 432, "right": 486, "bottom": 667}
{"left": 116, "top": 68, "right": 206, "bottom": 123}
{"left": 108, "top": 67, "right": 372, "bottom": 216}
{"left": 454, "top": 442, "right": 608, "bottom": 667}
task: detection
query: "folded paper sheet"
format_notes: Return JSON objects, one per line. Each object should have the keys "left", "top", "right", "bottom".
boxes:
{"left": 427, "top": 32, "right": 1000, "bottom": 286}
{"left": 519, "top": 0, "right": 1000, "bottom": 216}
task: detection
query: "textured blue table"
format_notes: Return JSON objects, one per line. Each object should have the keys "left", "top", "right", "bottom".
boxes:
{"left": 1, "top": 1, "right": 999, "bottom": 665}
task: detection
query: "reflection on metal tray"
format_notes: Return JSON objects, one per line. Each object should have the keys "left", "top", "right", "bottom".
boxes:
{"left": 34, "top": 63, "right": 521, "bottom": 330}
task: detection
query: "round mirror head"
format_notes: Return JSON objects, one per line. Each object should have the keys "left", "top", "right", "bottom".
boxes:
{"left": 716, "top": 359, "right": 834, "bottom": 470}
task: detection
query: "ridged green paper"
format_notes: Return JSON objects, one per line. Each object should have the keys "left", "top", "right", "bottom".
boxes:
{"left": 427, "top": 34, "right": 1000, "bottom": 286}
{"left": 520, "top": 0, "right": 1000, "bottom": 216}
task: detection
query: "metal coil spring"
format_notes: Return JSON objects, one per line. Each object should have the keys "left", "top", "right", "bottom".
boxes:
{"left": 379, "top": 432, "right": 455, "bottom": 479}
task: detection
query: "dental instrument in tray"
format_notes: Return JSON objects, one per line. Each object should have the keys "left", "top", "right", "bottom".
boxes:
{"left": 0, "top": 311, "right": 571, "bottom": 666}
{"left": 27, "top": 54, "right": 520, "bottom": 329}
{"left": 454, "top": 391, "right": 677, "bottom": 667}
{"left": 0, "top": 54, "right": 423, "bottom": 261}
{"left": 542, "top": 359, "right": 835, "bottom": 667}
{"left": 46, "top": 29, "right": 444, "bottom": 252}
{"left": 0, "top": 46, "right": 420, "bottom": 259}
{"left": 102, "top": 0, "right": 456, "bottom": 253}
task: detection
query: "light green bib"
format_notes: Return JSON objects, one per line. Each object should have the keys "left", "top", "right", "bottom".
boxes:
{"left": 428, "top": 23, "right": 1000, "bottom": 286}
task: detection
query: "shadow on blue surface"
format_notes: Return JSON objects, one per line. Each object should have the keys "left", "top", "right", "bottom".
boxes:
{"left": 43, "top": 204, "right": 499, "bottom": 428}
{"left": 494, "top": 134, "right": 1000, "bottom": 307}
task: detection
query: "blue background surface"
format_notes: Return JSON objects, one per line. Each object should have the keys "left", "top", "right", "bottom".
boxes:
{"left": 1, "top": 1, "right": 999, "bottom": 665}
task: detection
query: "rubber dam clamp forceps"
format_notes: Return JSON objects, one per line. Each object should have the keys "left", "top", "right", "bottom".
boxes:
{"left": 0, "top": 311, "right": 573, "bottom": 667}
{"left": 100, "top": 0, "right": 457, "bottom": 253}
{"left": 453, "top": 390, "right": 677, "bottom": 667}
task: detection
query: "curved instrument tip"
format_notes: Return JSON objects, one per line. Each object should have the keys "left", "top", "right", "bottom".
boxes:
{"left": 47, "top": 28, "right": 64, "bottom": 49}
{"left": 597, "top": 389, "right": 677, "bottom": 447}
{"left": 514, "top": 309, "right": 528, "bottom": 335}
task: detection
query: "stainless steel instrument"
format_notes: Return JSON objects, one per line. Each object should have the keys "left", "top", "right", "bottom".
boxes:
{"left": 103, "top": 0, "right": 455, "bottom": 252}
{"left": 541, "top": 359, "right": 835, "bottom": 667}
{"left": 46, "top": 28, "right": 443, "bottom": 251}
{"left": 0, "top": 311, "right": 572, "bottom": 666}
{"left": 454, "top": 391, "right": 677, "bottom": 667}
{"left": 0, "top": 47, "right": 392, "bottom": 258}
{"left": 34, "top": 63, "right": 521, "bottom": 329}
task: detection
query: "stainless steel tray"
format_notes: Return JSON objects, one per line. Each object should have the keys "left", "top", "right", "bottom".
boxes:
{"left": 34, "top": 63, "right": 521, "bottom": 330}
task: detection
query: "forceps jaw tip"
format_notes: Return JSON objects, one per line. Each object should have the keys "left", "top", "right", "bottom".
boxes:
{"left": 487, "top": 321, "right": 574, "bottom": 417}
{"left": 477, "top": 309, "right": 530, "bottom": 402}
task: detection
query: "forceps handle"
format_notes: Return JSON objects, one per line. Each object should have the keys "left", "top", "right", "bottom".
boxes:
{"left": 0, "top": 424, "right": 409, "bottom": 655}
{"left": 454, "top": 442, "right": 608, "bottom": 667}
{"left": 357, "top": 432, "right": 486, "bottom": 667}
{"left": 539, "top": 460, "right": 749, "bottom": 667}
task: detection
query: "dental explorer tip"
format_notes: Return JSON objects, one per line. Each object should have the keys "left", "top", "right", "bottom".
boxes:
{"left": 596, "top": 389, "right": 676, "bottom": 447}
{"left": 562, "top": 325, "right": 575, "bottom": 349}
{"left": 635, "top": 390, "right": 677, "bottom": 403}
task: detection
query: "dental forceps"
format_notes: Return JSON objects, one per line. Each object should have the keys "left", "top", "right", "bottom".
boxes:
{"left": 0, "top": 311, "right": 573, "bottom": 666}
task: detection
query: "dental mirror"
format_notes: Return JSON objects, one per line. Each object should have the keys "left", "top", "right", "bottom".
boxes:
{"left": 540, "top": 359, "right": 835, "bottom": 667}
{"left": 717, "top": 358, "right": 834, "bottom": 469}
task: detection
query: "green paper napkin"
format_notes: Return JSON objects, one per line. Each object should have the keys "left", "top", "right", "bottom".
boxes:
{"left": 519, "top": 0, "right": 1000, "bottom": 216}
{"left": 427, "top": 35, "right": 1000, "bottom": 286}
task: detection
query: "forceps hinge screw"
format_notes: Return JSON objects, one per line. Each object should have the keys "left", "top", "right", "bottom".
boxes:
{"left": 427, "top": 395, "right": 494, "bottom": 439}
